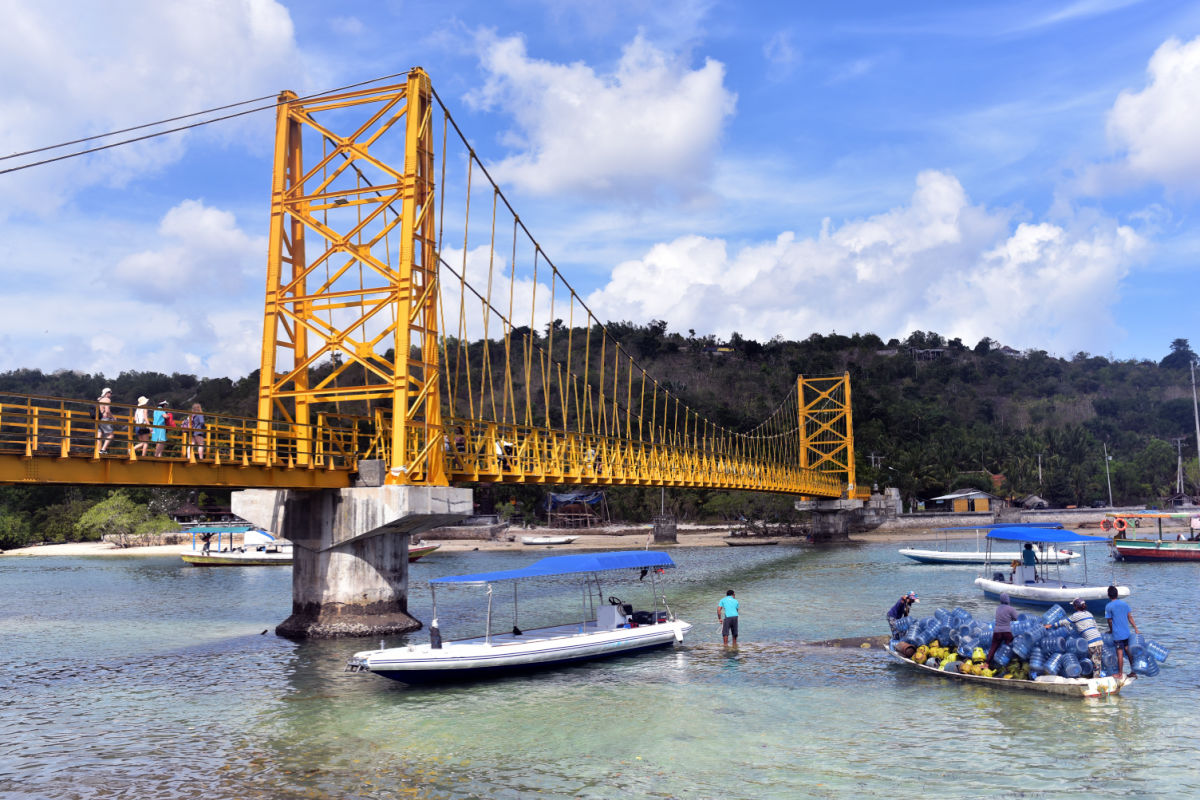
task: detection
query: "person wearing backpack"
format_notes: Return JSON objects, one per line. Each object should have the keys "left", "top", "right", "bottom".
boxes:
{"left": 95, "top": 388, "right": 115, "bottom": 454}
{"left": 189, "top": 403, "right": 206, "bottom": 460}
{"left": 152, "top": 400, "right": 170, "bottom": 457}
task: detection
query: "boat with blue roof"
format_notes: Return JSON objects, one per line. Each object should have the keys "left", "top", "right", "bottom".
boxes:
{"left": 346, "top": 550, "right": 692, "bottom": 683}
{"left": 973, "top": 526, "right": 1129, "bottom": 613}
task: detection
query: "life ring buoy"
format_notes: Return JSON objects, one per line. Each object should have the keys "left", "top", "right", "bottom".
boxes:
{"left": 1114, "top": 518, "right": 1127, "bottom": 532}
{"left": 1100, "top": 519, "right": 1112, "bottom": 531}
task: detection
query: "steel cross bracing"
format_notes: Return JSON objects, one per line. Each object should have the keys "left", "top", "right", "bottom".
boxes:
{"left": 1, "top": 68, "right": 856, "bottom": 497}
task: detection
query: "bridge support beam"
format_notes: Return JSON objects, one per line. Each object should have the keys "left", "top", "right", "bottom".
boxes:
{"left": 233, "top": 485, "right": 472, "bottom": 639}
{"left": 795, "top": 498, "right": 863, "bottom": 543}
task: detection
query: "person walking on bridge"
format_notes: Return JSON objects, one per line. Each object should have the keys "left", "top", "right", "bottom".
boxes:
{"left": 717, "top": 589, "right": 740, "bottom": 647}
{"left": 96, "top": 387, "right": 115, "bottom": 454}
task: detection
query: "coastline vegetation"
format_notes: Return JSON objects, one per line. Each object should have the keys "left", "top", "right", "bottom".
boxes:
{"left": 1, "top": 329, "right": 1196, "bottom": 549}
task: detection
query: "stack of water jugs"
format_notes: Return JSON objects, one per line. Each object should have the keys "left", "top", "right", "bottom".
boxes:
{"left": 892, "top": 604, "right": 1167, "bottom": 679}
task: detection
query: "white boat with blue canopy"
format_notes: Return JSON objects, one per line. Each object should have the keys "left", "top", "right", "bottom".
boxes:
{"left": 973, "top": 527, "right": 1129, "bottom": 613}
{"left": 346, "top": 551, "right": 692, "bottom": 683}
{"left": 899, "top": 522, "right": 1080, "bottom": 565}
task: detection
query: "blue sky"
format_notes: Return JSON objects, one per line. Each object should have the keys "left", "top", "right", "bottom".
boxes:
{"left": 1, "top": 0, "right": 1198, "bottom": 379}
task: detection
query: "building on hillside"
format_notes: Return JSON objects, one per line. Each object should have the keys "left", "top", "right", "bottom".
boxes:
{"left": 927, "top": 488, "right": 1001, "bottom": 513}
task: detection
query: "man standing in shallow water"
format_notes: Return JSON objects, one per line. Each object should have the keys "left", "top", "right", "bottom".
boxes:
{"left": 718, "top": 589, "right": 740, "bottom": 647}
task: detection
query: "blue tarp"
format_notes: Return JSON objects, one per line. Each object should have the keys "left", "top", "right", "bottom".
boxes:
{"left": 546, "top": 491, "right": 605, "bottom": 509}
{"left": 937, "top": 522, "right": 1064, "bottom": 531}
{"left": 430, "top": 550, "right": 676, "bottom": 584}
{"left": 986, "top": 527, "right": 1110, "bottom": 544}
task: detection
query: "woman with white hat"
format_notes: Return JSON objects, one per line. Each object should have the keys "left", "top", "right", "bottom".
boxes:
{"left": 133, "top": 396, "right": 151, "bottom": 457}
{"left": 96, "top": 388, "right": 115, "bottom": 454}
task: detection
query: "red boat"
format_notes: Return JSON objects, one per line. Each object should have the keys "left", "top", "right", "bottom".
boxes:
{"left": 1105, "top": 513, "right": 1200, "bottom": 562}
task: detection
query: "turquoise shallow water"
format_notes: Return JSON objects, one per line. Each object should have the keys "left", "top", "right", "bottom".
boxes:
{"left": 2, "top": 542, "right": 1198, "bottom": 799}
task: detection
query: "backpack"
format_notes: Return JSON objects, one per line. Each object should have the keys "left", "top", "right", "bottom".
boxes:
{"left": 165, "top": 412, "right": 174, "bottom": 427}
{"left": 89, "top": 405, "right": 97, "bottom": 420}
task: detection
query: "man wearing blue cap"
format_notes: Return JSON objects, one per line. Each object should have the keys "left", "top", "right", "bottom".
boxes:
{"left": 886, "top": 591, "right": 919, "bottom": 638}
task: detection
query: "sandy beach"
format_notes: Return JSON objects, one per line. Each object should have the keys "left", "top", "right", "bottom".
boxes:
{"left": 0, "top": 524, "right": 970, "bottom": 558}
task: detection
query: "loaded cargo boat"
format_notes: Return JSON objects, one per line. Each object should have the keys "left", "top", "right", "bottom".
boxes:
{"left": 1104, "top": 513, "right": 1200, "bottom": 562}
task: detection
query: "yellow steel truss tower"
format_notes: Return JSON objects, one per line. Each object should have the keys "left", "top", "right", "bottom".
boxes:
{"left": 258, "top": 69, "right": 442, "bottom": 485}
{"left": 797, "top": 373, "right": 856, "bottom": 497}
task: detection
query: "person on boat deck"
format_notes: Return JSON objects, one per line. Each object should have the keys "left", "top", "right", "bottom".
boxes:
{"left": 1021, "top": 543, "right": 1040, "bottom": 582}
{"left": 886, "top": 591, "right": 918, "bottom": 638}
{"left": 1047, "top": 599, "right": 1104, "bottom": 676}
{"left": 1190, "top": 515, "right": 1200, "bottom": 541}
{"left": 717, "top": 589, "right": 740, "bottom": 647}
{"left": 200, "top": 531, "right": 214, "bottom": 555}
{"left": 985, "top": 594, "right": 1019, "bottom": 668}
{"left": 1105, "top": 585, "right": 1140, "bottom": 680}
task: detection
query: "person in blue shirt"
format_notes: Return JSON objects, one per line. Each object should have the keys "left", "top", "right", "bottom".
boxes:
{"left": 1104, "top": 585, "right": 1140, "bottom": 679}
{"left": 717, "top": 589, "right": 740, "bottom": 646}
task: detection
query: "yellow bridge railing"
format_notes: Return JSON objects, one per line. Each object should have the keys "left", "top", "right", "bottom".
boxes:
{"left": 0, "top": 393, "right": 356, "bottom": 488}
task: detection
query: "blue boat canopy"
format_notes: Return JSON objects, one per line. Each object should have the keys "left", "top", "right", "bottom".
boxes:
{"left": 430, "top": 550, "right": 677, "bottom": 585}
{"left": 986, "top": 527, "right": 1110, "bottom": 544}
{"left": 937, "top": 522, "right": 1064, "bottom": 531}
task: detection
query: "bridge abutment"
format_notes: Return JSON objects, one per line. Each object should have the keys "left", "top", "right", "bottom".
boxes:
{"left": 233, "top": 485, "right": 471, "bottom": 639}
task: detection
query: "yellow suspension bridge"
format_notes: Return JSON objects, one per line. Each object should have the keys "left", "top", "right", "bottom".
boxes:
{"left": 0, "top": 68, "right": 857, "bottom": 500}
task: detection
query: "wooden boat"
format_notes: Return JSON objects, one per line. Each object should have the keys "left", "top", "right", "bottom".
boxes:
{"left": 885, "top": 643, "right": 1131, "bottom": 698}
{"left": 182, "top": 528, "right": 292, "bottom": 566}
{"left": 408, "top": 542, "right": 440, "bottom": 562}
{"left": 723, "top": 538, "right": 780, "bottom": 546}
{"left": 1104, "top": 512, "right": 1200, "bottom": 561}
{"left": 972, "top": 527, "right": 1129, "bottom": 613}
{"left": 521, "top": 535, "right": 578, "bottom": 545}
{"left": 346, "top": 550, "right": 691, "bottom": 683}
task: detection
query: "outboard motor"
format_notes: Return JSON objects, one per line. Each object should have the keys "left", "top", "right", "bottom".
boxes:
{"left": 430, "top": 618, "right": 443, "bottom": 649}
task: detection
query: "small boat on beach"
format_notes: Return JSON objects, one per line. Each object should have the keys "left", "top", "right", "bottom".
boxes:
{"left": 972, "top": 527, "right": 1128, "bottom": 613}
{"left": 521, "top": 535, "right": 578, "bottom": 545}
{"left": 899, "top": 523, "right": 1079, "bottom": 565}
{"left": 346, "top": 550, "right": 692, "bottom": 683}
{"left": 885, "top": 642, "right": 1131, "bottom": 698}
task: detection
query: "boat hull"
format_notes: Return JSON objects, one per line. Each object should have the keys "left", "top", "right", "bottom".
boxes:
{"left": 975, "top": 577, "right": 1126, "bottom": 614}
{"left": 408, "top": 543, "right": 440, "bottom": 562}
{"left": 1111, "top": 540, "right": 1200, "bottom": 562}
{"left": 349, "top": 620, "right": 692, "bottom": 684}
{"left": 181, "top": 551, "right": 292, "bottom": 566}
{"left": 521, "top": 536, "right": 578, "bottom": 545}
{"left": 885, "top": 645, "right": 1128, "bottom": 698}
{"left": 899, "top": 548, "right": 1078, "bottom": 565}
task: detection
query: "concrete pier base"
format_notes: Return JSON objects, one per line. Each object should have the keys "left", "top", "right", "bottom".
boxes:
{"left": 233, "top": 485, "right": 472, "bottom": 639}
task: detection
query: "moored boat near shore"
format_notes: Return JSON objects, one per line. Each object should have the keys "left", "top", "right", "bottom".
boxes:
{"left": 346, "top": 550, "right": 691, "bottom": 683}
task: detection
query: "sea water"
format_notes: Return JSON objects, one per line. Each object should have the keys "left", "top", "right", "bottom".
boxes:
{"left": 2, "top": 542, "right": 1198, "bottom": 799}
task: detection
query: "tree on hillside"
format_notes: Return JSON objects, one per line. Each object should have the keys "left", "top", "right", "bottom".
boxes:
{"left": 1160, "top": 339, "right": 1197, "bottom": 370}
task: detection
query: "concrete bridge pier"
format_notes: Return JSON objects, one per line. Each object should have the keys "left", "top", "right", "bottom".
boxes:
{"left": 233, "top": 484, "right": 472, "bottom": 639}
{"left": 795, "top": 498, "right": 862, "bottom": 542}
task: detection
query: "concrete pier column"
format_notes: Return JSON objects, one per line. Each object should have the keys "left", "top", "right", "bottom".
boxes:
{"left": 794, "top": 497, "right": 862, "bottom": 543}
{"left": 233, "top": 485, "right": 471, "bottom": 639}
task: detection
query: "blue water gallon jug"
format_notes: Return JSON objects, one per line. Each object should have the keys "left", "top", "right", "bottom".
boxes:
{"left": 1140, "top": 657, "right": 1160, "bottom": 677}
{"left": 1072, "top": 637, "right": 1091, "bottom": 655}
{"left": 1043, "top": 636, "right": 1060, "bottom": 654}
{"left": 1131, "top": 633, "right": 1147, "bottom": 650}
{"left": 934, "top": 607, "right": 950, "bottom": 622}
{"left": 1102, "top": 650, "right": 1118, "bottom": 673}
{"left": 1027, "top": 624, "right": 1046, "bottom": 643}
{"left": 903, "top": 628, "right": 921, "bottom": 644}
{"left": 1042, "top": 605, "right": 1066, "bottom": 625}
{"left": 1078, "top": 657, "right": 1094, "bottom": 677}
{"left": 1029, "top": 647, "right": 1046, "bottom": 672}
{"left": 1061, "top": 653, "right": 1082, "bottom": 678}
{"left": 1012, "top": 634, "right": 1032, "bottom": 659}
{"left": 1132, "top": 656, "right": 1153, "bottom": 675}
{"left": 993, "top": 642, "right": 1013, "bottom": 667}
{"left": 1102, "top": 632, "right": 1114, "bottom": 647}
{"left": 1146, "top": 640, "right": 1169, "bottom": 663}
{"left": 957, "top": 641, "right": 975, "bottom": 659}
{"left": 1045, "top": 653, "right": 1064, "bottom": 675}
{"left": 1130, "top": 642, "right": 1146, "bottom": 659}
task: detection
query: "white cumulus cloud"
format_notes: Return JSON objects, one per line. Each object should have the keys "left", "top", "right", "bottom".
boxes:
{"left": 1086, "top": 35, "right": 1200, "bottom": 193}
{"left": 587, "top": 170, "right": 1145, "bottom": 355}
{"left": 0, "top": 0, "right": 307, "bottom": 218}
{"left": 465, "top": 32, "right": 736, "bottom": 201}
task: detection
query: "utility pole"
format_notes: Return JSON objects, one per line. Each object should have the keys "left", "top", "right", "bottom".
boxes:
{"left": 1037, "top": 453, "right": 1043, "bottom": 487}
{"left": 1192, "top": 361, "right": 1200, "bottom": 497}
{"left": 1103, "top": 442, "right": 1114, "bottom": 508}
{"left": 1172, "top": 436, "right": 1186, "bottom": 495}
